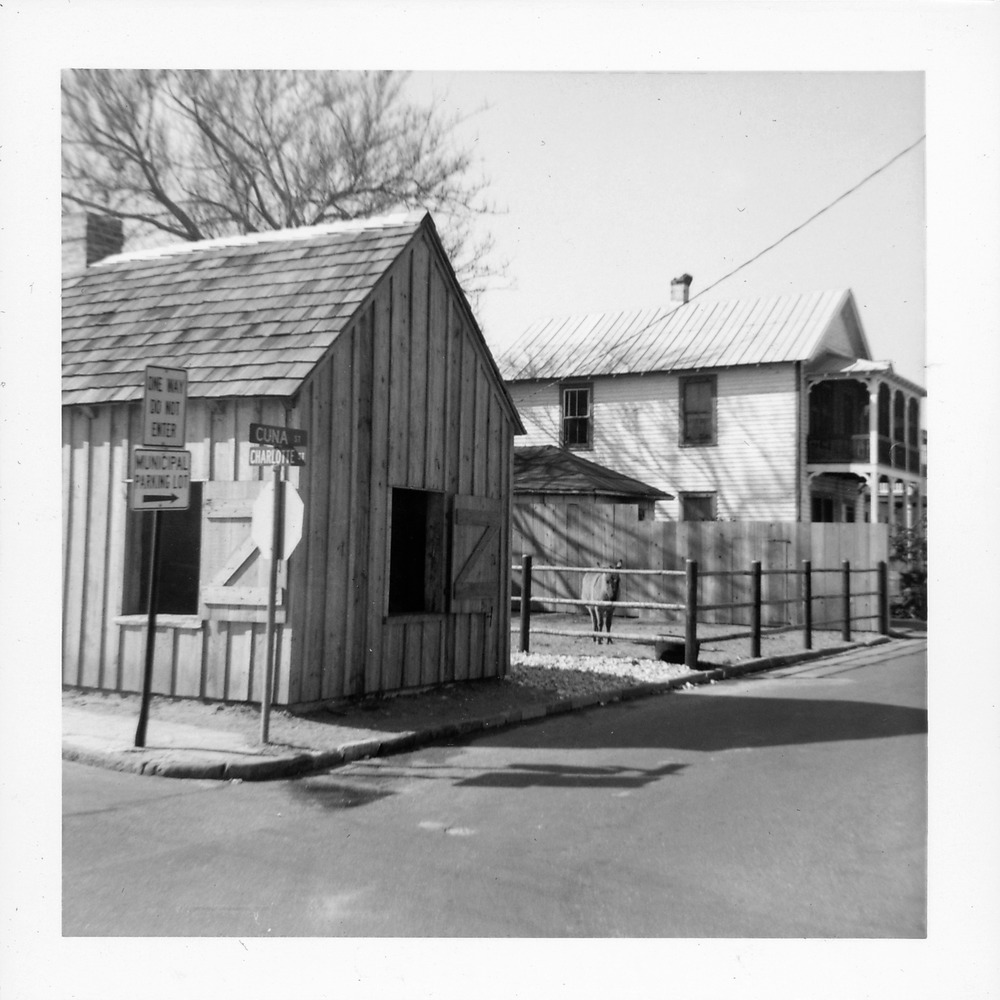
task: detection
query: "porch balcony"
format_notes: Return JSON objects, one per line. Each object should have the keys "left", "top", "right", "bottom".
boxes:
{"left": 807, "top": 434, "right": 920, "bottom": 472}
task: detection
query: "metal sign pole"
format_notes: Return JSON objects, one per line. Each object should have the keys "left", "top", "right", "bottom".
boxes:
{"left": 260, "top": 465, "right": 285, "bottom": 744}
{"left": 135, "top": 508, "right": 162, "bottom": 748}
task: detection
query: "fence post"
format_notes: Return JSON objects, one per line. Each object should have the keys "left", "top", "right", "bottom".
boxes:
{"left": 802, "top": 559, "right": 813, "bottom": 650}
{"left": 877, "top": 560, "right": 889, "bottom": 635}
{"left": 685, "top": 560, "right": 699, "bottom": 670}
{"left": 841, "top": 559, "right": 851, "bottom": 642}
{"left": 519, "top": 554, "right": 532, "bottom": 653}
{"left": 751, "top": 560, "right": 762, "bottom": 659}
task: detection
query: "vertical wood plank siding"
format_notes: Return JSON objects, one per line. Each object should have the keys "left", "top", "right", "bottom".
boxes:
{"left": 62, "top": 397, "right": 288, "bottom": 700}
{"left": 288, "top": 229, "right": 515, "bottom": 702}
{"left": 365, "top": 284, "right": 393, "bottom": 695}
{"left": 64, "top": 230, "right": 516, "bottom": 707}
{"left": 510, "top": 365, "right": 800, "bottom": 521}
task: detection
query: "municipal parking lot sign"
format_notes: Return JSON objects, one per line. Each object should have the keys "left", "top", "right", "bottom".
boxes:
{"left": 130, "top": 449, "right": 192, "bottom": 510}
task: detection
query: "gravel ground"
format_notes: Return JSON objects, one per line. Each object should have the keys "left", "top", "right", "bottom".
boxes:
{"left": 513, "top": 613, "right": 861, "bottom": 667}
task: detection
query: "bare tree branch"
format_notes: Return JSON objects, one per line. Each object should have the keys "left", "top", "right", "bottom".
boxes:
{"left": 62, "top": 69, "right": 506, "bottom": 303}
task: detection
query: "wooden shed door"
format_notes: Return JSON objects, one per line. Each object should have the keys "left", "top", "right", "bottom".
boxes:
{"left": 199, "top": 481, "right": 282, "bottom": 623}
{"left": 451, "top": 494, "right": 502, "bottom": 613}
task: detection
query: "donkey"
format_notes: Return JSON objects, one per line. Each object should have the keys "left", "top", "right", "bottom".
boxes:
{"left": 582, "top": 560, "right": 623, "bottom": 644}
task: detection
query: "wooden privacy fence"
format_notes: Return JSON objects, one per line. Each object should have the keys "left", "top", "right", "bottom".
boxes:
{"left": 511, "top": 506, "right": 890, "bottom": 629}
{"left": 513, "top": 556, "right": 891, "bottom": 669}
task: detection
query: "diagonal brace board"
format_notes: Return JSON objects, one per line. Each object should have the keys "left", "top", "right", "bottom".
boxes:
{"left": 453, "top": 522, "right": 500, "bottom": 593}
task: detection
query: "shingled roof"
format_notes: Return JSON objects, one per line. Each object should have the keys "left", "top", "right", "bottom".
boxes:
{"left": 62, "top": 212, "right": 428, "bottom": 405}
{"left": 498, "top": 288, "right": 869, "bottom": 381}
{"left": 513, "top": 446, "right": 672, "bottom": 501}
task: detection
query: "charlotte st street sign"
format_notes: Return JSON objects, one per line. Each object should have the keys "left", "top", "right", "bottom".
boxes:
{"left": 248, "top": 422, "right": 308, "bottom": 466}
{"left": 130, "top": 448, "right": 191, "bottom": 511}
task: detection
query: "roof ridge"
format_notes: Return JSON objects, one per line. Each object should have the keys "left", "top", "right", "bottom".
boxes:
{"left": 503, "top": 287, "right": 851, "bottom": 342}
{"left": 497, "top": 287, "right": 856, "bottom": 378}
{"left": 94, "top": 211, "right": 428, "bottom": 267}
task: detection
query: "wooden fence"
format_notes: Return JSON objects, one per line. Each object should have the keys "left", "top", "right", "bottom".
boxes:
{"left": 511, "top": 504, "right": 890, "bottom": 630}
{"left": 513, "top": 557, "right": 891, "bottom": 669}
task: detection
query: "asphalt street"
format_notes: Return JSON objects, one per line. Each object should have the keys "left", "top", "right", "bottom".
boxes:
{"left": 63, "top": 641, "right": 926, "bottom": 937}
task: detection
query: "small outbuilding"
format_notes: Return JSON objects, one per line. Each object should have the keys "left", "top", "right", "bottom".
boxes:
{"left": 513, "top": 445, "right": 671, "bottom": 519}
{"left": 511, "top": 446, "right": 672, "bottom": 610}
{"left": 63, "top": 211, "right": 525, "bottom": 708}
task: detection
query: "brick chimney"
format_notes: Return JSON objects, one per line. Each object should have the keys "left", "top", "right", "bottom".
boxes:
{"left": 670, "top": 273, "right": 693, "bottom": 304}
{"left": 62, "top": 213, "right": 125, "bottom": 271}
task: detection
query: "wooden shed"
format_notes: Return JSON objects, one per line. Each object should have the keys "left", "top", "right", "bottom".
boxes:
{"left": 63, "top": 211, "right": 525, "bottom": 708}
{"left": 513, "top": 445, "right": 671, "bottom": 518}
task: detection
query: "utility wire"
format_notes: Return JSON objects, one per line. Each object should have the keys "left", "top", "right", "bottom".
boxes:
{"left": 505, "top": 134, "right": 926, "bottom": 406}
{"left": 695, "top": 134, "right": 926, "bottom": 300}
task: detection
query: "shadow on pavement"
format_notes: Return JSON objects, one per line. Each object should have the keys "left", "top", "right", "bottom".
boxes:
{"left": 468, "top": 693, "right": 927, "bottom": 753}
{"left": 455, "top": 761, "right": 687, "bottom": 790}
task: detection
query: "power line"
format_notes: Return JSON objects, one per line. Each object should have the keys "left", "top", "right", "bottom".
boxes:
{"left": 695, "top": 134, "right": 926, "bottom": 300}
{"left": 504, "top": 134, "right": 926, "bottom": 406}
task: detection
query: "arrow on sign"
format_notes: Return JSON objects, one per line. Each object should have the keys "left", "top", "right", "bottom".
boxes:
{"left": 142, "top": 493, "right": 179, "bottom": 503}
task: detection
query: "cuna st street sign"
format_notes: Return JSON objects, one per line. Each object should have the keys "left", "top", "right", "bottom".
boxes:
{"left": 248, "top": 422, "right": 308, "bottom": 466}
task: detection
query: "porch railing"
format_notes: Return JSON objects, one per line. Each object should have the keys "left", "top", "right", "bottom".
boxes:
{"left": 808, "top": 435, "right": 921, "bottom": 473}
{"left": 807, "top": 434, "right": 870, "bottom": 463}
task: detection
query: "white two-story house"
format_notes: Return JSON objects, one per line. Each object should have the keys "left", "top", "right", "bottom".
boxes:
{"left": 498, "top": 277, "right": 925, "bottom": 527}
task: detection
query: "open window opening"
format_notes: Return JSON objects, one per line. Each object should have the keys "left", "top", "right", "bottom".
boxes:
{"left": 125, "top": 482, "right": 203, "bottom": 615}
{"left": 388, "top": 487, "right": 448, "bottom": 615}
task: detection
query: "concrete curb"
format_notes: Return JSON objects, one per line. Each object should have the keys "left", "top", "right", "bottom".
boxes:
{"left": 63, "top": 635, "right": 895, "bottom": 781}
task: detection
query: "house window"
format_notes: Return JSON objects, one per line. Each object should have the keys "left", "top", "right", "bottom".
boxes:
{"left": 680, "top": 375, "right": 716, "bottom": 446}
{"left": 388, "top": 488, "right": 448, "bottom": 614}
{"left": 680, "top": 492, "right": 716, "bottom": 521}
{"left": 125, "top": 482, "right": 203, "bottom": 615}
{"left": 561, "top": 383, "right": 592, "bottom": 449}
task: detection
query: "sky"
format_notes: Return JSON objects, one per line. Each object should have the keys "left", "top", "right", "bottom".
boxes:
{"left": 405, "top": 71, "right": 926, "bottom": 384}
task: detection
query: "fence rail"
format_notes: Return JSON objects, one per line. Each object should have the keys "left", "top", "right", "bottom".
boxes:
{"left": 512, "top": 555, "right": 891, "bottom": 668}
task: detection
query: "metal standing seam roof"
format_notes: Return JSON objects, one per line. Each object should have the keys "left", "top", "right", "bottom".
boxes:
{"left": 513, "top": 446, "right": 672, "bottom": 500}
{"left": 497, "top": 288, "right": 857, "bottom": 381}
{"left": 62, "top": 213, "right": 429, "bottom": 405}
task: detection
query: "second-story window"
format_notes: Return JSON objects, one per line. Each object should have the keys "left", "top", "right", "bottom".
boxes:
{"left": 680, "top": 375, "right": 717, "bottom": 446}
{"left": 561, "top": 383, "right": 592, "bottom": 449}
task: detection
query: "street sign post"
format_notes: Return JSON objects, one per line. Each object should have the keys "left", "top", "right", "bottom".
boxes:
{"left": 129, "top": 449, "right": 191, "bottom": 511}
{"left": 250, "top": 423, "right": 308, "bottom": 744}
{"left": 135, "top": 365, "right": 188, "bottom": 748}
{"left": 142, "top": 365, "right": 188, "bottom": 448}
